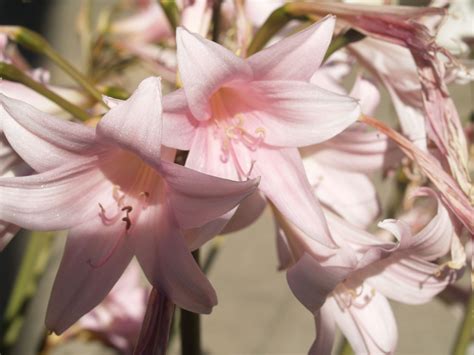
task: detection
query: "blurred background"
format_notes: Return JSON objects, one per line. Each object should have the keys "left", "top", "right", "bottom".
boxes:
{"left": 0, "top": 0, "right": 472, "bottom": 354}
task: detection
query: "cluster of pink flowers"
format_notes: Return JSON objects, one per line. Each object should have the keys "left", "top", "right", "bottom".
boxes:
{"left": 0, "top": 1, "right": 472, "bottom": 354}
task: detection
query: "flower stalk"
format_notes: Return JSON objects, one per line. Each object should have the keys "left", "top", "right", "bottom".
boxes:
{"left": 0, "top": 62, "right": 90, "bottom": 121}
{"left": 159, "top": 0, "right": 180, "bottom": 33}
{"left": 1, "top": 26, "right": 105, "bottom": 106}
{"left": 134, "top": 288, "right": 175, "bottom": 355}
{"left": 452, "top": 293, "right": 473, "bottom": 355}
{"left": 180, "top": 249, "right": 202, "bottom": 355}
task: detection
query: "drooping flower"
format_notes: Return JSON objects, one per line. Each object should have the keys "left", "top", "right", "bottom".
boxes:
{"left": 277, "top": 188, "right": 462, "bottom": 354}
{"left": 162, "top": 17, "right": 361, "bottom": 248}
{"left": 0, "top": 77, "right": 259, "bottom": 333}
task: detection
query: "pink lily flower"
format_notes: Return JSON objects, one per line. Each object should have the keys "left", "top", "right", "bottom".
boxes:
{"left": 76, "top": 261, "right": 149, "bottom": 354}
{"left": 163, "top": 17, "right": 361, "bottom": 248}
{"left": 278, "top": 188, "right": 461, "bottom": 354}
{"left": 0, "top": 77, "right": 259, "bottom": 333}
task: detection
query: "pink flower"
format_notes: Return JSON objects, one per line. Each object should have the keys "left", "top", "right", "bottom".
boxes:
{"left": 278, "top": 188, "right": 461, "bottom": 354}
{"left": 0, "top": 77, "right": 259, "bottom": 333}
{"left": 163, "top": 17, "right": 361, "bottom": 248}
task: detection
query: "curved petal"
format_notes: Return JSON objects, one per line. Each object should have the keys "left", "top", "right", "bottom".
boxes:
{"left": 0, "top": 94, "right": 97, "bottom": 173}
{"left": 330, "top": 288, "right": 398, "bottom": 355}
{"left": 275, "top": 222, "right": 294, "bottom": 271}
{"left": 313, "top": 166, "right": 380, "bottom": 228}
{"left": 309, "top": 303, "right": 337, "bottom": 355}
{"left": 303, "top": 123, "right": 401, "bottom": 173}
{"left": 248, "top": 16, "right": 335, "bottom": 82}
{"left": 0, "top": 157, "right": 110, "bottom": 231}
{"left": 176, "top": 27, "right": 253, "bottom": 121}
{"left": 162, "top": 89, "right": 199, "bottom": 150}
{"left": 46, "top": 218, "right": 134, "bottom": 334}
{"left": 253, "top": 147, "right": 335, "bottom": 247}
{"left": 221, "top": 190, "right": 267, "bottom": 234}
{"left": 135, "top": 202, "right": 217, "bottom": 314}
{"left": 366, "top": 256, "right": 454, "bottom": 305}
{"left": 242, "top": 80, "right": 360, "bottom": 147}
{"left": 97, "top": 77, "right": 163, "bottom": 166}
{"left": 287, "top": 253, "right": 350, "bottom": 314}
{"left": 160, "top": 160, "right": 259, "bottom": 229}
{"left": 378, "top": 188, "right": 453, "bottom": 261}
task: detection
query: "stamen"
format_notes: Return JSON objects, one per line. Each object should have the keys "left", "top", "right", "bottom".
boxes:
{"left": 98, "top": 202, "right": 121, "bottom": 225}
{"left": 87, "top": 231, "right": 127, "bottom": 269}
{"left": 121, "top": 206, "right": 133, "bottom": 231}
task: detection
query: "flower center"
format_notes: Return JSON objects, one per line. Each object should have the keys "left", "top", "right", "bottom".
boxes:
{"left": 88, "top": 151, "right": 160, "bottom": 268}
{"left": 210, "top": 89, "right": 266, "bottom": 181}
{"left": 333, "top": 283, "right": 376, "bottom": 310}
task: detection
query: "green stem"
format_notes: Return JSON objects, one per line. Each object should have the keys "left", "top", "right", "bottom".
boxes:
{"left": 159, "top": 0, "right": 180, "bottom": 33}
{"left": 0, "top": 62, "right": 90, "bottom": 121}
{"left": 180, "top": 249, "right": 201, "bottom": 355}
{"left": 324, "top": 29, "right": 365, "bottom": 61}
{"left": 211, "top": 0, "right": 223, "bottom": 43}
{"left": 247, "top": 6, "right": 299, "bottom": 56}
{"left": 338, "top": 338, "right": 353, "bottom": 355}
{"left": 452, "top": 293, "right": 473, "bottom": 355}
{"left": 247, "top": 4, "right": 364, "bottom": 59}
{"left": 2, "top": 26, "right": 105, "bottom": 106}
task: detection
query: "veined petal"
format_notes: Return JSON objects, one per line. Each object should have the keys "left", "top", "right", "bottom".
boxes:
{"left": 248, "top": 16, "right": 335, "bottom": 82}
{"left": 309, "top": 303, "right": 337, "bottom": 355}
{"left": 135, "top": 202, "right": 217, "bottom": 313}
{"left": 312, "top": 166, "right": 380, "bottom": 228}
{"left": 0, "top": 94, "right": 98, "bottom": 173}
{"left": 378, "top": 188, "right": 453, "bottom": 260}
{"left": 254, "top": 147, "right": 334, "bottom": 246}
{"left": 46, "top": 218, "right": 134, "bottom": 334}
{"left": 366, "top": 256, "right": 454, "bottom": 305}
{"left": 0, "top": 157, "right": 109, "bottom": 231}
{"left": 243, "top": 80, "right": 360, "bottom": 147}
{"left": 330, "top": 288, "right": 398, "bottom": 355}
{"left": 302, "top": 123, "right": 401, "bottom": 173}
{"left": 97, "top": 77, "right": 163, "bottom": 166}
{"left": 221, "top": 190, "right": 267, "bottom": 233}
{"left": 160, "top": 160, "right": 259, "bottom": 229}
{"left": 176, "top": 27, "right": 253, "bottom": 121}
{"left": 162, "top": 89, "right": 199, "bottom": 150}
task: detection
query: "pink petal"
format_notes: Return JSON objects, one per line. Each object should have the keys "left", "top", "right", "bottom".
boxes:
{"left": 309, "top": 304, "right": 337, "bottom": 355}
{"left": 349, "top": 77, "right": 380, "bottom": 116}
{"left": 366, "top": 256, "right": 454, "bottom": 305}
{"left": 160, "top": 160, "right": 259, "bottom": 229}
{"left": 329, "top": 288, "right": 398, "bottom": 355}
{"left": 244, "top": 80, "right": 360, "bottom": 147}
{"left": 378, "top": 188, "right": 452, "bottom": 260}
{"left": 302, "top": 123, "right": 401, "bottom": 174}
{"left": 275, "top": 223, "right": 294, "bottom": 271}
{"left": 176, "top": 27, "right": 253, "bottom": 121}
{"left": 134, "top": 202, "right": 217, "bottom": 314}
{"left": 312, "top": 166, "right": 380, "bottom": 228}
{"left": 97, "top": 77, "right": 163, "bottom": 166}
{"left": 254, "top": 147, "right": 334, "bottom": 247}
{"left": 286, "top": 253, "right": 351, "bottom": 314}
{"left": 0, "top": 94, "right": 98, "bottom": 173}
{"left": 185, "top": 126, "right": 243, "bottom": 181}
{"left": 0, "top": 157, "right": 109, "bottom": 231}
{"left": 46, "top": 218, "right": 135, "bottom": 334}
{"left": 162, "top": 89, "right": 199, "bottom": 150}
{"left": 221, "top": 190, "right": 267, "bottom": 233}
{"left": 248, "top": 16, "right": 335, "bottom": 82}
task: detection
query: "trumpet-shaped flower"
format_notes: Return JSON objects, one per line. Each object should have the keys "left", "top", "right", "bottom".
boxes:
{"left": 277, "top": 188, "right": 461, "bottom": 354}
{"left": 0, "top": 77, "right": 258, "bottom": 334}
{"left": 163, "top": 17, "right": 361, "bottom": 248}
